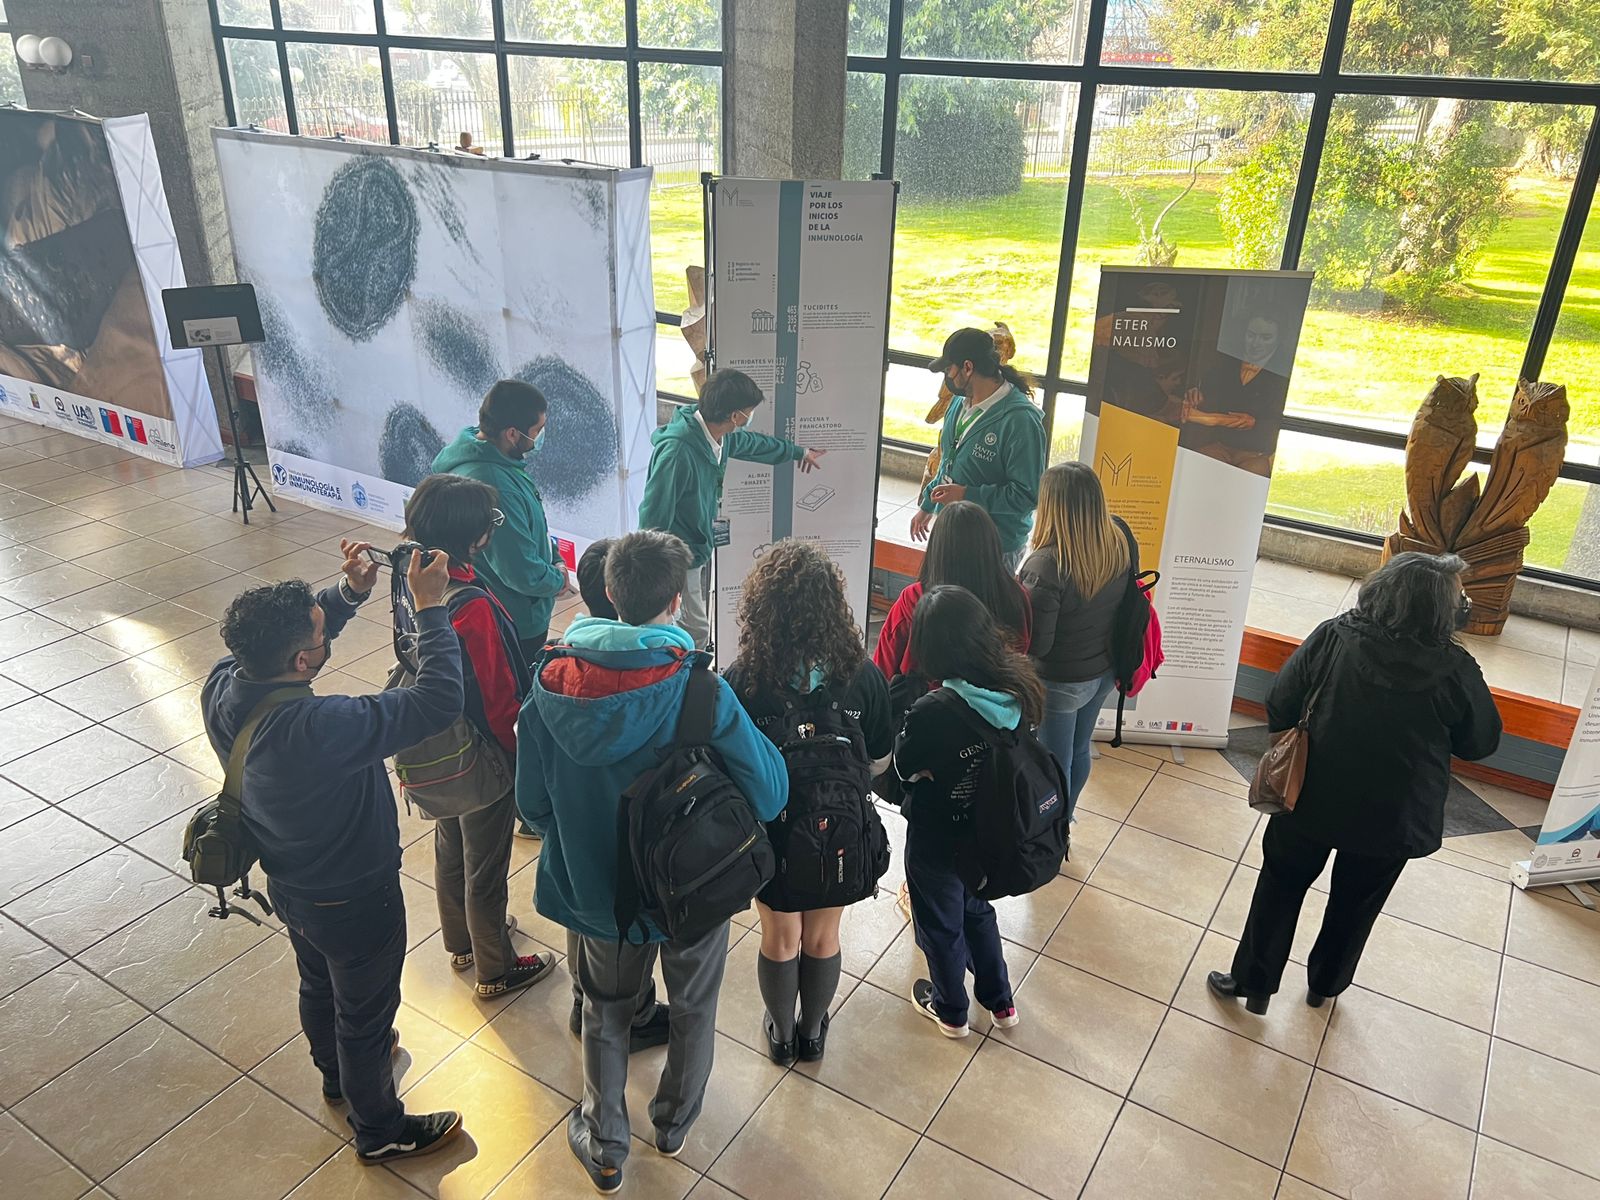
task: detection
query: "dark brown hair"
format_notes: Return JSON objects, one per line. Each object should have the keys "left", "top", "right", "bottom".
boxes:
{"left": 733, "top": 540, "right": 865, "bottom": 697}
{"left": 605, "top": 530, "right": 692, "bottom": 625}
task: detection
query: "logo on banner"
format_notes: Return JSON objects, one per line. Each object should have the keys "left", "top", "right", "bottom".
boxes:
{"left": 722, "top": 187, "right": 754, "bottom": 208}
{"left": 0, "top": 384, "right": 9, "bottom": 406}
{"left": 271, "top": 462, "right": 289, "bottom": 486}
{"left": 1181, "top": 721, "right": 1194, "bottom": 732}
{"left": 271, "top": 461, "right": 343, "bottom": 502}
{"left": 72, "top": 404, "right": 95, "bottom": 429}
{"left": 125, "top": 416, "right": 148, "bottom": 445}
{"left": 1100, "top": 451, "right": 1133, "bottom": 486}
{"left": 54, "top": 397, "right": 67, "bottom": 418}
{"left": 1166, "top": 721, "right": 1179, "bottom": 731}
{"left": 351, "top": 480, "right": 368, "bottom": 509}
{"left": 30, "top": 390, "right": 43, "bottom": 410}
{"left": 99, "top": 408, "right": 123, "bottom": 436}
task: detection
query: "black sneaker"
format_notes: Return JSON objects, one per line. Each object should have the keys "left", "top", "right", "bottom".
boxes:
{"left": 476, "top": 952, "right": 557, "bottom": 998}
{"left": 566, "top": 1107, "right": 623, "bottom": 1194}
{"left": 630, "top": 1002, "right": 671, "bottom": 1053}
{"left": 357, "top": 1111, "right": 462, "bottom": 1164}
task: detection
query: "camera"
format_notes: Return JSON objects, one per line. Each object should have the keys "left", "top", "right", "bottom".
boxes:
{"left": 363, "top": 542, "right": 438, "bottom": 570}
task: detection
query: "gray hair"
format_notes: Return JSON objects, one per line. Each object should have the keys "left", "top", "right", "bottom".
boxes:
{"left": 1355, "top": 551, "right": 1466, "bottom": 644}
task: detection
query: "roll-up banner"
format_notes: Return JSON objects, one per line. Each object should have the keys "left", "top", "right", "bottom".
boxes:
{"left": 707, "top": 178, "right": 897, "bottom": 666}
{"left": 0, "top": 109, "right": 221, "bottom": 467}
{"left": 1082, "top": 266, "right": 1312, "bottom": 748}
{"left": 212, "top": 129, "right": 656, "bottom": 559}
{"left": 1513, "top": 657, "right": 1600, "bottom": 890}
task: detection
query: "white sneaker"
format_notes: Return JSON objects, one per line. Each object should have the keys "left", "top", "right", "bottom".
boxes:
{"left": 912, "top": 979, "right": 969, "bottom": 1038}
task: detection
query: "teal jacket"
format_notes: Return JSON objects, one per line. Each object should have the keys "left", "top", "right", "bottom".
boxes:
{"left": 918, "top": 384, "right": 1047, "bottom": 555}
{"left": 432, "top": 428, "right": 564, "bottom": 640}
{"left": 638, "top": 405, "right": 804, "bottom": 569}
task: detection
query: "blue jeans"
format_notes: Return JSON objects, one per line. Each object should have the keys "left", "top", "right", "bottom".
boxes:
{"left": 905, "top": 822, "right": 1012, "bottom": 1025}
{"left": 1039, "top": 674, "right": 1115, "bottom": 820}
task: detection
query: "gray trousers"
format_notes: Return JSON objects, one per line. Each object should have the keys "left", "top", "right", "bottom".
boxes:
{"left": 433, "top": 790, "right": 517, "bottom": 982}
{"left": 574, "top": 922, "right": 729, "bottom": 1168}
{"left": 680, "top": 563, "right": 712, "bottom": 650}
{"left": 567, "top": 928, "right": 658, "bottom": 1023}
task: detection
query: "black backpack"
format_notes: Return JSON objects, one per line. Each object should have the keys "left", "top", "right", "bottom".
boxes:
{"left": 1106, "top": 520, "right": 1160, "bottom": 747}
{"left": 764, "top": 688, "right": 889, "bottom": 911}
{"left": 932, "top": 689, "right": 1070, "bottom": 900}
{"left": 614, "top": 658, "right": 776, "bottom": 943}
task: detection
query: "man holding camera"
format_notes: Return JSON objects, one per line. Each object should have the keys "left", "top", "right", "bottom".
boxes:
{"left": 203, "top": 540, "right": 466, "bottom": 1165}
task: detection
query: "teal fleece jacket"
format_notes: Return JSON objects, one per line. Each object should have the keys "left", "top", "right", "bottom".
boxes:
{"left": 918, "top": 384, "right": 1047, "bottom": 555}
{"left": 432, "top": 428, "right": 564, "bottom": 640}
{"left": 638, "top": 405, "right": 804, "bottom": 569}
{"left": 516, "top": 617, "right": 789, "bottom": 942}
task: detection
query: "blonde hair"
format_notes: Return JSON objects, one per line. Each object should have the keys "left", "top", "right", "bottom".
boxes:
{"left": 1032, "top": 463, "right": 1128, "bottom": 599}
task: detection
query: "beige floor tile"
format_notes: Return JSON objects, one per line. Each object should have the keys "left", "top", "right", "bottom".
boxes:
{"left": 621, "top": 1033, "right": 785, "bottom": 1174}
{"left": 0, "top": 960, "right": 145, "bottom": 1105}
{"left": 1, "top": 632, "right": 128, "bottom": 691}
{"left": 1379, "top": 855, "right": 1510, "bottom": 951}
{"left": 1089, "top": 825, "right": 1235, "bottom": 925}
{"left": 1506, "top": 888, "right": 1600, "bottom": 986}
{"left": 286, "top": 1145, "right": 433, "bottom": 1198}
{"left": 0, "top": 910, "right": 64, "bottom": 1000}
{"left": 255, "top": 546, "right": 347, "bottom": 585}
{"left": 153, "top": 514, "right": 263, "bottom": 554}
{"left": 862, "top": 922, "right": 1036, "bottom": 1017}
{"left": 0, "top": 541, "right": 60, "bottom": 582}
{"left": 1045, "top": 884, "right": 1203, "bottom": 1001}
{"left": 1076, "top": 752, "right": 1154, "bottom": 821}
{"left": 44, "top": 657, "right": 187, "bottom": 721}
{"left": 1252, "top": 559, "right": 1352, "bottom": 606}
{"left": 1160, "top": 758, "right": 1251, "bottom": 799}
{"left": 1287, "top": 1072, "right": 1476, "bottom": 1200}
{"left": 1132, "top": 1011, "right": 1312, "bottom": 1167}
{"left": 990, "top": 871, "right": 1080, "bottom": 951}
{"left": 1246, "top": 587, "right": 1338, "bottom": 640}
{"left": 1007, "top": 953, "right": 1166, "bottom": 1093}
{"left": 171, "top": 574, "right": 269, "bottom": 621}
{"left": 0, "top": 774, "right": 43, "bottom": 829}
{"left": 0, "top": 694, "right": 92, "bottom": 765}
{"left": 0, "top": 807, "right": 118, "bottom": 904}
{"left": 1433, "top": 846, "right": 1517, "bottom": 880}
{"left": 1471, "top": 1136, "right": 1600, "bottom": 1200}
{"left": 489, "top": 1124, "right": 698, "bottom": 1200}
{"left": 0, "top": 504, "right": 94, "bottom": 542}
{"left": 1127, "top": 771, "right": 1260, "bottom": 860}
{"left": 397, "top": 871, "right": 443, "bottom": 951}
{"left": 29, "top": 520, "right": 138, "bottom": 561}
{"left": 1172, "top": 932, "right": 1333, "bottom": 1064}
{"left": 1316, "top": 986, "right": 1489, "bottom": 1126}
{"left": 0, "top": 609, "right": 78, "bottom": 657}
{"left": 0, "top": 1111, "right": 94, "bottom": 1200}
{"left": 386, "top": 1042, "right": 569, "bottom": 1199}
{"left": 79, "top": 889, "right": 271, "bottom": 1007}
{"left": 837, "top": 886, "right": 911, "bottom": 979}
{"left": 1082, "top": 1102, "right": 1279, "bottom": 1200}
{"left": 201, "top": 530, "right": 314, "bottom": 571}
{"left": 686, "top": 1181, "right": 743, "bottom": 1200}
{"left": 4, "top": 845, "right": 185, "bottom": 955}
{"left": 0, "top": 724, "right": 153, "bottom": 802}
{"left": 61, "top": 754, "right": 218, "bottom": 841}
{"left": 105, "top": 1076, "right": 340, "bottom": 1200}
{"left": 1276, "top": 1178, "right": 1341, "bottom": 1200}
{"left": 161, "top": 934, "right": 306, "bottom": 1070}
{"left": 1, "top": 561, "right": 112, "bottom": 607}
{"left": 797, "top": 979, "right": 979, "bottom": 1130}
{"left": 1460, "top": 779, "right": 1550, "bottom": 830}
{"left": 470, "top": 957, "right": 585, "bottom": 1103}
{"left": 102, "top": 498, "right": 218, "bottom": 534}
{"left": 1496, "top": 956, "right": 1600, "bottom": 1076}
{"left": 881, "top": 1138, "right": 1040, "bottom": 1200}
{"left": 107, "top": 682, "right": 206, "bottom": 752}
{"left": 1062, "top": 808, "right": 1121, "bottom": 881}
{"left": 72, "top": 539, "right": 188, "bottom": 579}
{"left": 712, "top": 1071, "right": 917, "bottom": 1200}
{"left": 929, "top": 1039, "right": 1120, "bottom": 1199}
{"left": 60, "top": 484, "right": 167, "bottom": 519}
{"left": 38, "top": 579, "right": 161, "bottom": 632}
{"left": 120, "top": 552, "right": 237, "bottom": 602}
{"left": 1346, "top": 913, "right": 1504, "bottom": 1032}
{"left": 86, "top": 601, "right": 215, "bottom": 655}
{"left": 1481, "top": 1040, "right": 1600, "bottom": 1180}
{"left": 399, "top": 930, "right": 538, "bottom": 1039}
{"left": 1207, "top": 862, "right": 1327, "bottom": 965}
{"left": 136, "top": 623, "right": 230, "bottom": 680}
{"left": 13, "top": 1015, "right": 238, "bottom": 1181}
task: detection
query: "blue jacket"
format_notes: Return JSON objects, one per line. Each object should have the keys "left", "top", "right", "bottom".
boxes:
{"left": 516, "top": 617, "right": 788, "bottom": 942}
{"left": 201, "top": 585, "right": 463, "bottom": 902}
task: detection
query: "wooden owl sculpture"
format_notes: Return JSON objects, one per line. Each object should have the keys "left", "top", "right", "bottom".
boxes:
{"left": 680, "top": 265, "right": 708, "bottom": 396}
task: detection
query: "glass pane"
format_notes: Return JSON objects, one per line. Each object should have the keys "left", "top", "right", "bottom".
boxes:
{"left": 1049, "top": 389, "right": 1086, "bottom": 463}
{"left": 280, "top": 0, "right": 375, "bottom": 35}
{"left": 642, "top": 62, "right": 719, "bottom": 316}
{"left": 891, "top": 76, "right": 1076, "bottom": 370}
{"left": 504, "top": 0, "right": 625, "bottom": 44}
{"left": 389, "top": 49, "right": 501, "bottom": 150}
{"left": 657, "top": 325, "right": 699, "bottom": 398}
{"left": 508, "top": 56, "right": 628, "bottom": 165}
{"left": 1289, "top": 96, "right": 1579, "bottom": 438}
{"left": 1267, "top": 430, "right": 1409, "bottom": 535}
{"left": 1542, "top": 187, "right": 1599, "bottom": 492}
{"left": 1343, "top": 0, "right": 1600, "bottom": 83}
{"left": 384, "top": 0, "right": 492, "bottom": 39}
{"left": 1062, "top": 86, "right": 1312, "bottom": 378}
{"left": 901, "top": 0, "right": 1087, "bottom": 64}
{"left": 844, "top": 71, "right": 885, "bottom": 180}
{"left": 850, "top": 0, "right": 890, "bottom": 56}
{"left": 881, "top": 361, "right": 940, "bottom": 446}
{"left": 1527, "top": 478, "right": 1597, "bottom": 580}
{"left": 1102, "top": 0, "right": 1334, "bottom": 71}
{"left": 0, "top": 37, "right": 21, "bottom": 108}
{"left": 226, "top": 38, "right": 289, "bottom": 130}
{"left": 638, "top": 0, "right": 720, "bottom": 50}
{"left": 217, "top": 0, "right": 272, "bottom": 27}
{"left": 287, "top": 43, "right": 390, "bottom": 141}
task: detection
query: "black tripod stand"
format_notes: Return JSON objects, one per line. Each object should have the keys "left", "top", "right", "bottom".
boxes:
{"left": 207, "top": 342, "right": 274, "bottom": 525}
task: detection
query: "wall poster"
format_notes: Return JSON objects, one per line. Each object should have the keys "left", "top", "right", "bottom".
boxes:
{"left": 1515, "top": 658, "right": 1600, "bottom": 890}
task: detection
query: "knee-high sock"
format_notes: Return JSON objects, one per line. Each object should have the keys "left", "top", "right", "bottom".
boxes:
{"left": 756, "top": 953, "right": 800, "bottom": 1041}
{"left": 797, "top": 951, "right": 842, "bottom": 1039}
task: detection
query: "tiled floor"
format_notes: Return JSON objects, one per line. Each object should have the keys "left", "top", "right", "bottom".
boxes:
{"left": 4, "top": 415, "right": 1600, "bottom": 1200}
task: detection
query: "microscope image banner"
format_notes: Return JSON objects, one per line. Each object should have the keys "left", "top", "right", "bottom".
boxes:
{"left": 1081, "top": 266, "right": 1312, "bottom": 748}
{"left": 709, "top": 178, "right": 896, "bottom": 667}
{"left": 212, "top": 129, "right": 657, "bottom": 551}
{"left": 0, "top": 110, "right": 220, "bottom": 467}
{"left": 1522, "top": 657, "right": 1600, "bottom": 886}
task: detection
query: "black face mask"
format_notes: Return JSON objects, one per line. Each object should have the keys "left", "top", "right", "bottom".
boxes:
{"left": 945, "top": 370, "right": 967, "bottom": 398}
{"left": 1454, "top": 594, "right": 1472, "bottom": 631}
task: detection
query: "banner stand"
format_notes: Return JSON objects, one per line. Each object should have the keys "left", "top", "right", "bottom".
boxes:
{"left": 1512, "top": 656, "right": 1600, "bottom": 899}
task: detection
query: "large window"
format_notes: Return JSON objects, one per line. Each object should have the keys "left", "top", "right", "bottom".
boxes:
{"left": 849, "top": 0, "right": 1600, "bottom": 588}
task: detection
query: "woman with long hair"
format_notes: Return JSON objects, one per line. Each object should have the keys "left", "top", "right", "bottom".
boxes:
{"left": 1020, "top": 463, "right": 1132, "bottom": 818}
{"left": 1209, "top": 552, "right": 1500, "bottom": 1015}
{"left": 895, "top": 585, "right": 1046, "bottom": 1038}
{"left": 725, "top": 541, "right": 894, "bottom": 1064}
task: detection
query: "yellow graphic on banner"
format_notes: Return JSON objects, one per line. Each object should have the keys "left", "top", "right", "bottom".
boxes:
{"left": 1093, "top": 403, "right": 1178, "bottom": 589}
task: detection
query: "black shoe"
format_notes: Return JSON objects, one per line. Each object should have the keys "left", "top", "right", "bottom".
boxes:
{"left": 476, "top": 953, "right": 557, "bottom": 998}
{"left": 630, "top": 1003, "right": 671, "bottom": 1053}
{"left": 570, "top": 1000, "right": 583, "bottom": 1038}
{"left": 797, "top": 1012, "right": 830, "bottom": 1063}
{"left": 1206, "top": 971, "right": 1270, "bottom": 1015}
{"left": 1307, "top": 990, "right": 1328, "bottom": 1009}
{"left": 323, "top": 1029, "right": 401, "bottom": 1104}
{"left": 567, "top": 1107, "right": 623, "bottom": 1194}
{"left": 357, "top": 1111, "right": 462, "bottom": 1164}
{"left": 763, "top": 1012, "right": 798, "bottom": 1066}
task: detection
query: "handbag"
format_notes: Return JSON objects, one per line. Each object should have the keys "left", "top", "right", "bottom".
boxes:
{"left": 1248, "top": 645, "right": 1339, "bottom": 816}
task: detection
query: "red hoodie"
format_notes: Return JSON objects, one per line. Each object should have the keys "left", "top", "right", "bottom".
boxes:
{"left": 446, "top": 564, "right": 522, "bottom": 752}
{"left": 872, "top": 579, "right": 1034, "bottom": 680}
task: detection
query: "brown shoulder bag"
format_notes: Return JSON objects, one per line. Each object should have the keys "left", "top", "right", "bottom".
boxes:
{"left": 1248, "top": 646, "right": 1339, "bottom": 816}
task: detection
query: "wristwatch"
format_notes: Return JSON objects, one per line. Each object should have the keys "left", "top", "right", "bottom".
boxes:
{"left": 339, "top": 578, "right": 371, "bottom": 605}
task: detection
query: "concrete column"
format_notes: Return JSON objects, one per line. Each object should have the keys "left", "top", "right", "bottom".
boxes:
{"left": 723, "top": 0, "right": 849, "bottom": 179}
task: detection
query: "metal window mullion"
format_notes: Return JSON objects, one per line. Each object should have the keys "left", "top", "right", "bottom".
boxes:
{"left": 371, "top": 0, "right": 401, "bottom": 145}
{"left": 876, "top": 0, "right": 905, "bottom": 179}
{"left": 625, "top": 0, "right": 643, "bottom": 168}
{"left": 1520, "top": 106, "right": 1600, "bottom": 381}
{"left": 492, "top": 0, "right": 514, "bottom": 156}
{"left": 208, "top": 0, "right": 239, "bottom": 126}
{"left": 266, "top": 0, "right": 299, "bottom": 136}
{"left": 1279, "top": 0, "right": 1353, "bottom": 269}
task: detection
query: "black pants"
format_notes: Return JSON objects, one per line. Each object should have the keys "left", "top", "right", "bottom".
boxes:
{"left": 272, "top": 877, "right": 407, "bottom": 1152}
{"left": 1232, "top": 815, "right": 1409, "bottom": 997}
{"left": 905, "top": 822, "right": 1013, "bottom": 1024}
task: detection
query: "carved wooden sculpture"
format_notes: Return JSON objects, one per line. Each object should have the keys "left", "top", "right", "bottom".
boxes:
{"left": 1383, "top": 375, "right": 1570, "bottom": 635}
{"left": 680, "top": 265, "right": 708, "bottom": 396}
{"left": 921, "top": 321, "right": 1019, "bottom": 491}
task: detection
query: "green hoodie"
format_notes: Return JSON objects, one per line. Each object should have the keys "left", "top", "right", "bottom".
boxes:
{"left": 918, "top": 383, "right": 1047, "bottom": 555}
{"left": 432, "top": 427, "right": 565, "bottom": 640}
{"left": 638, "top": 405, "right": 804, "bottom": 569}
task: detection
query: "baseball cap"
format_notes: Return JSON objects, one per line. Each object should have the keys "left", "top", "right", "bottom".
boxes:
{"left": 929, "top": 327, "right": 997, "bottom": 373}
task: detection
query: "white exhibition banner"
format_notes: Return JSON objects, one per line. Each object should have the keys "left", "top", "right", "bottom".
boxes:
{"left": 1081, "top": 266, "right": 1313, "bottom": 748}
{"left": 212, "top": 129, "right": 656, "bottom": 557}
{"left": 1514, "top": 657, "right": 1600, "bottom": 889}
{"left": 707, "top": 178, "right": 896, "bottom": 664}
{"left": 0, "top": 110, "right": 220, "bottom": 467}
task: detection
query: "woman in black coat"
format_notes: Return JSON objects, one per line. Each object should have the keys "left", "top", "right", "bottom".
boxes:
{"left": 1209, "top": 551, "right": 1501, "bottom": 1014}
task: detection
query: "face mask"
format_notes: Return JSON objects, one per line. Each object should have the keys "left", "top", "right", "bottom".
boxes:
{"left": 533, "top": 428, "right": 546, "bottom": 452}
{"left": 945, "top": 371, "right": 966, "bottom": 398}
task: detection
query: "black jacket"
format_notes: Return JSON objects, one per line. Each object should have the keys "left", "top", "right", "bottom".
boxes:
{"left": 1019, "top": 517, "right": 1136, "bottom": 684}
{"left": 1267, "top": 613, "right": 1501, "bottom": 858}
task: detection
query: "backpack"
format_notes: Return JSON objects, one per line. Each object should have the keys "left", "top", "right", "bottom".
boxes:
{"left": 871, "top": 671, "right": 929, "bottom": 806}
{"left": 386, "top": 575, "right": 528, "bottom": 819}
{"left": 931, "top": 689, "right": 1070, "bottom": 901}
{"left": 1107, "top": 520, "right": 1163, "bottom": 747}
{"left": 614, "top": 658, "right": 775, "bottom": 943}
{"left": 184, "top": 685, "right": 310, "bottom": 924}
{"left": 764, "top": 687, "right": 890, "bottom": 911}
